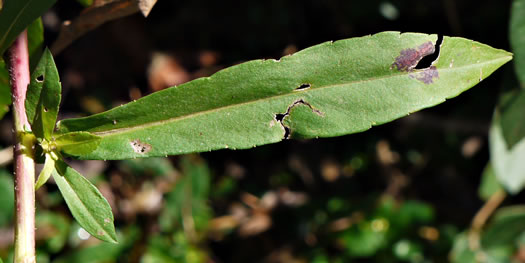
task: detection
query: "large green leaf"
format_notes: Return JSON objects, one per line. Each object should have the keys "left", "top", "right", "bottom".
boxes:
{"left": 0, "top": 0, "right": 56, "bottom": 56}
{"left": 26, "top": 48, "right": 61, "bottom": 140}
{"left": 510, "top": 0, "right": 525, "bottom": 86}
{"left": 52, "top": 160, "right": 117, "bottom": 243}
{"left": 57, "top": 32, "right": 512, "bottom": 160}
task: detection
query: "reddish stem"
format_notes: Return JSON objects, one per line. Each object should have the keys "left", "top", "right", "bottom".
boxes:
{"left": 6, "top": 30, "right": 36, "bottom": 263}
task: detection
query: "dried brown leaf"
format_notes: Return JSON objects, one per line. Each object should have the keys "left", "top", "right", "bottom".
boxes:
{"left": 137, "top": 0, "right": 157, "bottom": 17}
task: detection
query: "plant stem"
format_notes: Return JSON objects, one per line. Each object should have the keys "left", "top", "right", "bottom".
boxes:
{"left": 468, "top": 189, "right": 506, "bottom": 252}
{"left": 6, "top": 30, "right": 36, "bottom": 263}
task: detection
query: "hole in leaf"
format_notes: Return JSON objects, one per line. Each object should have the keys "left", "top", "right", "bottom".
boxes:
{"left": 295, "top": 83, "right": 311, "bottom": 91}
{"left": 36, "top": 75, "right": 44, "bottom": 82}
{"left": 275, "top": 113, "right": 286, "bottom": 122}
{"left": 130, "top": 139, "right": 152, "bottom": 154}
{"left": 415, "top": 34, "right": 443, "bottom": 69}
{"left": 274, "top": 99, "right": 324, "bottom": 139}
{"left": 283, "top": 126, "right": 291, "bottom": 139}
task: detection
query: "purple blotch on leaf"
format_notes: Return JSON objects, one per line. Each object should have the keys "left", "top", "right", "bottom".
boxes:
{"left": 392, "top": 42, "right": 435, "bottom": 72}
{"left": 410, "top": 66, "right": 439, "bottom": 84}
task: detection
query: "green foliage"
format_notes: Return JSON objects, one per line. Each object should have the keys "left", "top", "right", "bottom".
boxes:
{"left": 337, "top": 198, "right": 434, "bottom": 259}
{"left": 141, "top": 232, "right": 208, "bottom": 263}
{"left": 510, "top": 0, "right": 525, "bottom": 86}
{"left": 0, "top": 0, "right": 56, "bottom": 55}
{"left": 35, "top": 212, "right": 70, "bottom": 253}
{"left": 52, "top": 226, "right": 140, "bottom": 263}
{"left": 489, "top": 0, "right": 525, "bottom": 194}
{"left": 0, "top": 169, "right": 14, "bottom": 226}
{"left": 0, "top": 0, "right": 520, "bottom": 260}
{"left": 159, "top": 156, "right": 212, "bottom": 233}
{"left": 489, "top": 87, "right": 525, "bottom": 194}
{"left": 451, "top": 206, "right": 525, "bottom": 262}
{"left": 52, "top": 160, "right": 117, "bottom": 243}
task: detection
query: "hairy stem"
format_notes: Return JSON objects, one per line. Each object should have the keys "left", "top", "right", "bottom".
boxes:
{"left": 6, "top": 30, "right": 36, "bottom": 263}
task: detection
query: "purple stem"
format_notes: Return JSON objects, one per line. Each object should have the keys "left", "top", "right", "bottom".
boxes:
{"left": 6, "top": 30, "right": 36, "bottom": 263}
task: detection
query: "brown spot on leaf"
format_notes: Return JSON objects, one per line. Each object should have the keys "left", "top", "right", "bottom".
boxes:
{"left": 392, "top": 42, "right": 435, "bottom": 72}
{"left": 409, "top": 66, "right": 439, "bottom": 84}
{"left": 130, "top": 139, "right": 152, "bottom": 154}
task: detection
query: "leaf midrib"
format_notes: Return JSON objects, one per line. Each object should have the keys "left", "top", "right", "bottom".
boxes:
{"left": 84, "top": 55, "right": 510, "bottom": 137}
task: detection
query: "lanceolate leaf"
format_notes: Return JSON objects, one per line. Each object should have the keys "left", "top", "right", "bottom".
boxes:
{"left": 55, "top": 131, "right": 101, "bottom": 156}
{"left": 52, "top": 160, "right": 117, "bottom": 243}
{"left": 26, "top": 48, "right": 61, "bottom": 139}
{"left": 57, "top": 32, "right": 512, "bottom": 160}
{"left": 0, "top": 0, "right": 56, "bottom": 55}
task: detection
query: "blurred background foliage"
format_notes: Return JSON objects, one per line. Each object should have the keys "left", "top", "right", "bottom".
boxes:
{"left": 0, "top": 0, "right": 523, "bottom": 262}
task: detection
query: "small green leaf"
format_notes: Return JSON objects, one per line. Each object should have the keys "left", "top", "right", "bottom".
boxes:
{"left": 0, "top": 0, "right": 56, "bottom": 55}
{"left": 26, "top": 48, "right": 61, "bottom": 139}
{"left": 35, "top": 153, "right": 55, "bottom": 190}
{"left": 510, "top": 0, "right": 525, "bottom": 86}
{"left": 52, "top": 160, "right": 117, "bottom": 243}
{"left": 55, "top": 131, "right": 101, "bottom": 156}
{"left": 478, "top": 163, "right": 503, "bottom": 201}
{"left": 56, "top": 32, "right": 512, "bottom": 160}
{"left": 489, "top": 115, "right": 525, "bottom": 194}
